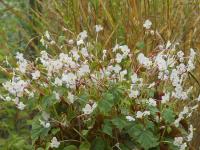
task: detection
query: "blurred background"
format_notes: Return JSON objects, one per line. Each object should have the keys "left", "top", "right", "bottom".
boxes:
{"left": 0, "top": 0, "right": 200, "bottom": 149}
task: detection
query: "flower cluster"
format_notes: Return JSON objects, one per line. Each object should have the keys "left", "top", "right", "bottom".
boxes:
{"left": 1, "top": 22, "right": 199, "bottom": 149}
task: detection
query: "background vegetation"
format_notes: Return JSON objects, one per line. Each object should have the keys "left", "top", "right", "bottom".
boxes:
{"left": 0, "top": 0, "right": 200, "bottom": 149}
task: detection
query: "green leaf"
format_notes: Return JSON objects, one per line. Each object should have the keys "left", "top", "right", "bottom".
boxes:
{"left": 91, "top": 137, "right": 111, "bottom": 150}
{"left": 63, "top": 145, "right": 77, "bottom": 150}
{"left": 31, "top": 119, "right": 50, "bottom": 143}
{"left": 148, "top": 106, "right": 159, "bottom": 116}
{"left": 51, "top": 128, "right": 60, "bottom": 135}
{"left": 128, "top": 124, "right": 159, "bottom": 150}
{"left": 102, "top": 120, "right": 113, "bottom": 136}
{"left": 98, "top": 93, "right": 114, "bottom": 114}
{"left": 162, "top": 108, "right": 175, "bottom": 124}
{"left": 41, "top": 94, "right": 57, "bottom": 109}
{"left": 137, "top": 130, "right": 159, "bottom": 150}
{"left": 79, "top": 142, "right": 90, "bottom": 150}
{"left": 111, "top": 117, "right": 127, "bottom": 130}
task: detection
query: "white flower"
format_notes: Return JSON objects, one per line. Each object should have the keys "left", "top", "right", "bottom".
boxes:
{"left": 5, "top": 96, "right": 11, "bottom": 101}
{"left": 119, "top": 45, "right": 130, "bottom": 56}
{"left": 187, "top": 60, "right": 195, "bottom": 71}
{"left": 95, "top": 25, "right": 103, "bottom": 32}
{"left": 17, "top": 102, "right": 26, "bottom": 110}
{"left": 31, "top": 70, "right": 40, "bottom": 80}
{"left": 136, "top": 111, "right": 150, "bottom": 118}
{"left": 39, "top": 119, "right": 50, "bottom": 128}
{"left": 143, "top": 111, "right": 150, "bottom": 116}
{"left": 77, "top": 64, "right": 90, "bottom": 77}
{"left": 53, "top": 91, "right": 60, "bottom": 101}
{"left": 81, "top": 47, "right": 89, "bottom": 57}
{"left": 137, "top": 53, "right": 152, "bottom": 69}
{"left": 136, "top": 111, "right": 143, "bottom": 118}
{"left": 62, "top": 72, "right": 77, "bottom": 88}
{"left": 126, "top": 116, "right": 135, "bottom": 122}
{"left": 113, "top": 44, "right": 119, "bottom": 52}
{"left": 176, "top": 63, "right": 186, "bottom": 74}
{"left": 187, "top": 124, "right": 194, "bottom": 142}
{"left": 45, "top": 31, "right": 51, "bottom": 40}
{"left": 78, "top": 30, "right": 87, "bottom": 40}
{"left": 82, "top": 102, "right": 97, "bottom": 115}
{"left": 177, "top": 51, "right": 184, "bottom": 62}
{"left": 173, "top": 137, "right": 187, "bottom": 150}
{"left": 143, "top": 19, "right": 152, "bottom": 29}
{"left": 3, "top": 77, "right": 28, "bottom": 97}
{"left": 77, "top": 39, "right": 84, "bottom": 46}
{"left": 180, "top": 143, "right": 187, "bottom": 150}
{"left": 50, "top": 137, "right": 60, "bottom": 148}
{"left": 155, "top": 54, "right": 167, "bottom": 71}
{"left": 102, "top": 49, "right": 107, "bottom": 60}
{"left": 131, "top": 73, "right": 138, "bottom": 84}
{"left": 67, "top": 92, "right": 75, "bottom": 104}
{"left": 161, "top": 92, "right": 170, "bottom": 104}
{"left": 16, "top": 52, "right": 24, "bottom": 61}
{"left": 174, "top": 137, "right": 183, "bottom": 146}
{"left": 68, "top": 39, "right": 74, "bottom": 45}
{"left": 129, "top": 90, "right": 139, "bottom": 98}
{"left": 113, "top": 64, "right": 122, "bottom": 74}
{"left": 119, "top": 70, "right": 127, "bottom": 80}
{"left": 71, "top": 49, "right": 80, "bottom": 61}
{"left": 148, "top": 82, "right": 155, "bottom": 88}
{"left": 197, "top": 95, "right": 200, "bottom": 101}
{"left": 148, "top": 98, "right": 157, "bottom": 106}
{"left": 115, "top": 53, "right": 123, "bottom": 63}
{"left": 16, "top": 52, "right": 28, "bottom": 73}
{"left": 54, "top": 77, "right": 62, "bottom": 86}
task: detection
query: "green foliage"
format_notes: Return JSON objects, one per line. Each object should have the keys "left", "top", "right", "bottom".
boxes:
{"left": 63, "top": 145, "right": 77, "bottom": 150}
{"left": 31, "top": 118, "right": 50, "bottom": 143}
{"left": 162, "top": 108, "right": 175, "bottom": 124}
{"left": 128, "top": 124, "right": 159, "bottom": 150}
{"left": 102, "top": 120, "right": 113, "bottom": 136}
{"left": 111, "top": 117, "right": 127, "bottom": 130}
{"left": 98, "top": 92, "right": 114, "bottom": 114}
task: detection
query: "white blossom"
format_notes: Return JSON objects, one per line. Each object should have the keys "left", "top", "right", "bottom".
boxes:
{"left": 81, "top": 47, "right": 89, "bottom": 57}
{"left": 95, "top": 25, "right": 103, "bottom": 32}
{"left": 62, "top": 72, "right": 77, "bottom": 88}
{"left": 136, "top": 111, "right": 150, "bottom": 118}
{"left": 82, "top": 102, "right": 97, "bottom": 115}
{"left": 143, "top": 19, "right": 152, "bottom": 29}
{"left": 39, "top": 119, "right": 50, "bottom": 128}
{"left": 126, "top": 116, "right": 135, "bottom": 122}
{"left": 31, "top": 70, "right": 40, "bottom": 80}
{"left": 187, "top": 124, "right": 194, "bottom": 142}
{"left": 54, "top": 77, "right": 62, "bottom": 86}
{"left": 129, "top": 90, "right": 139, "bottom": 98}
{"left": 17, "top": 102, "right": 26, "bottom": 110}
{"left": 78, "top": 30, "right": 87, "bottom": 40}
{"left": 45, "top": 31, "right": 51, "bottom": 40}
{"left": 137, "top": 53, "right": 152, "bottom": 69}
{"left": 161, "top": 92, "right": 170, "bottom": 103}
{"left": 67, "top": 92, "right": 75, "bottom": 104}
{"left": 115, "top": 53, "right": 123, "bottom": 63}
{"left": 148, "top": 98, "right": 157, "bottom": 106}
{"left": 77, "top": 64, "right": 90, "bottom": 77}
{"left": 50, "top": 137, "right": 60, "bottom": 148}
